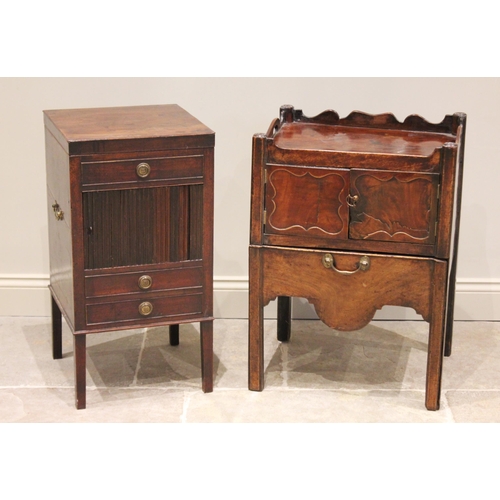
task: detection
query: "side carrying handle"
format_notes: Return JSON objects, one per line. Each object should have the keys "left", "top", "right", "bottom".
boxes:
{"left": 52, "top": 202, "right": 64, "bottom": 221}
{"left": 322, "top": 253, "right": 370, "bottom": 275}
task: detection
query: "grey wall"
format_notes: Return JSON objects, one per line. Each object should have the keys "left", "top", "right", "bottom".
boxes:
{"left": 0, "top": 77, "right": 498, "bottom": 319}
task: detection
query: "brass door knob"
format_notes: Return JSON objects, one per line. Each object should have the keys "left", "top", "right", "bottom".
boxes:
{"left": 138, "top": 275, "right": 153, "bottom": 290}
{"left": 138, "top": 301, "right": 153, "bottom": 316}
{"left": 136, "top": 162, "right": 151, "bottom": 178}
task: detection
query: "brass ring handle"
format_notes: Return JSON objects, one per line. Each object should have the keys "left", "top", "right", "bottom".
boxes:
{"left": 136, "top": 162, "right": 151, "bottom": 178}
{"left": 322, "top": 253, "right": 370, "bottom": 275}
{"left": 138, "top": 301, "right": 153, "bottom": 316}
{"left": 52, "top": 202, "right": 64, "bottom": 221}
{"left": 346, "top": 194, "right": 359, "bottom": 207}
{"left": 138, "top": 275, "right": 153, "bottom": 290}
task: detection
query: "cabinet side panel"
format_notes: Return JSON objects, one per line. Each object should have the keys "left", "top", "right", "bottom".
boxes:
{"left": 45, "top": 128, "right": 75, "bottom": 330}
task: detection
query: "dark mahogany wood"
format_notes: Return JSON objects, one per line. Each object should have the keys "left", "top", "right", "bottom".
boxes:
{"left": 74, "top": 334, "right": 86, "bottom": 410}
{"left": 44, "top": 104, "right": 214, "bottom": 155}
{"left": 51, "top": 295, "right": 63, "bottom": 359}
{"left": 249, "top": 105, "right": 466, "bottom": 411}
{"left": 169, "top": 324, "right": 180, "bottom": 346}
{"left": 349, "top": 170, "right": 439, "bottom": 245}
{"left": 44, "top": 104, "right": 215, "bottom": 409}
{"left": 200, "top": 320, "right": 214, "bottom": 393}
{"left": 277, "top": 296, "right": 291, "bottom": 342}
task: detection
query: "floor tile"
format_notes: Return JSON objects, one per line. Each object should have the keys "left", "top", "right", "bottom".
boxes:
{"left": 185, "top": 388, "right": 452, "bottom": 423}
{"left": 1, "top": 317, "right": 499, "bottom": 422}
{"left": 0, "top": 387, "right": 187, "bottom": 423}
{"left": 446, "top": 390, "right": 500, "bottom": 423}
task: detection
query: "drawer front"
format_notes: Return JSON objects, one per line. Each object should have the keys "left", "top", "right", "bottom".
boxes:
{"left": 85, "top": 265, "right": 203, "bottom": 298}
{"left": 86, "top": 292, "right": 203, "bottom": 326}
{"left": 259, "top": 245, "right": 436, "bottom": 331}
{"left": 82, "top": 154, "right": 204, "bottom": 188}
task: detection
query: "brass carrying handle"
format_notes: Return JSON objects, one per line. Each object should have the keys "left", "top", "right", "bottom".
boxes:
{"left": 139, "top": 301, "right": 153, "bottom": 316}
{"left": 136, "top": 162, "right": 151, "bottom": 178}
{"left": 322, "top": 253, "right": 370, "bottom": 275}
{"left": 52, "top": 202, "right": 64, "bottom": 221}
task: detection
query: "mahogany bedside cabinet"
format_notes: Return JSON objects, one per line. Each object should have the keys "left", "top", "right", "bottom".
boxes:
{"left": 248, "top": 105, "right": 466, "bottom": 410}
{"left": 44, "top": 104, "right": 214, "bottom": 409}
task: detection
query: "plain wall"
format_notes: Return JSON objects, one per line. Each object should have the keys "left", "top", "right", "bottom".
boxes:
{"left": 1, "top": 77, "right": 499, "bottom": 319}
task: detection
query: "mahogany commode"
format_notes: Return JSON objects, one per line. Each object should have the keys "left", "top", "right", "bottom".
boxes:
{"left": 44, "top": 104, "right": 214, "bottom": 409}
{"left": 248, "top": 105, "right": 466, "bottom": 410}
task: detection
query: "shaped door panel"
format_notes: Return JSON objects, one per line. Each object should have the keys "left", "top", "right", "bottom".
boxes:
{"left": 265, "top": 165, "right": 349, "bottom": 240}
{"left": 349, "top": 170, "right": 439, "bottom": 245}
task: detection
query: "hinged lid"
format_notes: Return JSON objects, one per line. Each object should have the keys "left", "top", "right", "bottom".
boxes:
{"left": 43, "top": 104, "right": 215, "bottom": 155}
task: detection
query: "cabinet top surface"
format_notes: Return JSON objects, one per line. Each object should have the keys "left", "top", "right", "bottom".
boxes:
{"left": 273, "top": 122, "right": 456, "bottom": 157}
{"left": 43, "top": 104, "right": 214, "bottom": 154}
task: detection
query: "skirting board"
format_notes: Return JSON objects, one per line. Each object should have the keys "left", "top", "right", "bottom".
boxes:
{"left": 1, "top": 275, "right": 500, "bottom": 321}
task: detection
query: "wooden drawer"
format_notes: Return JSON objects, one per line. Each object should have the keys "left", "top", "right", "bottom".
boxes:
{"left": 86, "top": 292, "right": 203, "bottom": 326}
{"left": 85, "top": 265, "right": 203, "bottom": 298}
{"left": 259, "top": 245, "right": 436, "bottom": 331}
{"left": 81, "top": 154, "right": 204, "bottom": 188}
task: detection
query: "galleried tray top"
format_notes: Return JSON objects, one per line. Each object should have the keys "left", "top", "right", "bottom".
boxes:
{"left": 274, "top": 122, "right": 456, "bottom": 157}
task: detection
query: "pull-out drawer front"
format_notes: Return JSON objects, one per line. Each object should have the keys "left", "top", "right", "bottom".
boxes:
{"left": 259, "top": 245, "right": 436, "bottom": 331}
{"left": 85, "top": 265, "right": 203, "bottom": 298}
{"left": 82, "top": 154, "right": 204, "bottom": 188}
{"left": 86, "top": 292, "right": 203, "bottom": 326}
{"left": 264, "top": 164, "right": 349, "bottom": 240}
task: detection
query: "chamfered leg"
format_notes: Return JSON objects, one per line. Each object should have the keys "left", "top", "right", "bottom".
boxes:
{"left": 249, "top": 246, "right": 264, "bottom": 391}
{"left": 200, "top": 320, "right": 213, "bottom": 393}
{"left": 51, "top": 295, "right": 63, "bottom": 360}
{"left": 169, "top": 324, "right": 180, "bottom": 346}
{"left": 74, "top": 334, "right": 86, "bottom": 410}
{"left": 277, "top": 296, "right": 291, "bottom": 342}
{"left": 425, "top": 261, "right": 448, "bottom": 411}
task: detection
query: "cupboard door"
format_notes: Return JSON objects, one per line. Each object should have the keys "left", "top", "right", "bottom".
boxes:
{"left": 264, "top": 165, "right": 349, "bottom": 240}
{"left": 348, "top": 169, "right": 439, "bottom": 245}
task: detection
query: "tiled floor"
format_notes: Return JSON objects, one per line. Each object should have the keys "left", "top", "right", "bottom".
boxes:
{"left": 3, "top": 316, "right": 498, "bottom": 500}
{"left": 1, "top": 316, "right": 500, "bottom": 422}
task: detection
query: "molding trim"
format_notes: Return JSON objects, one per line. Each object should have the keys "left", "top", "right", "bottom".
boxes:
{"left": 1, "top": 274, "right": 500, "bottom": 320}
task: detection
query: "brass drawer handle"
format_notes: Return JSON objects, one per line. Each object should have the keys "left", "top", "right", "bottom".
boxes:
{"left": 136, "top": 162, "right": 151, "bottom": 178}
{"left": 52, "top": 202, "right": 64, "bottom": 221}
{"left": 322, "top": 253, "right": 370, "bottom": 275}
{"left": 139, "top": 301, "right": 153, "bottom": 316}
{"left": 138, "top": 275, "right": 153, "bottom": 290}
